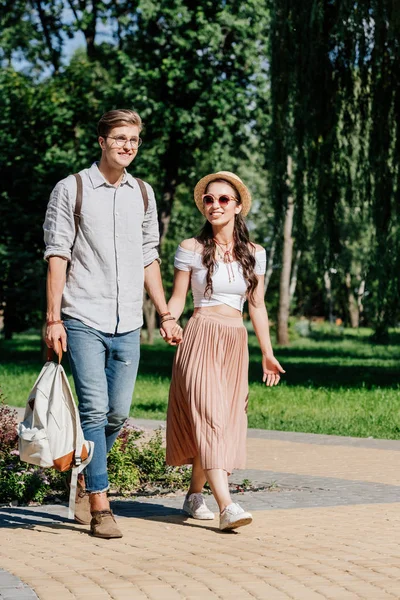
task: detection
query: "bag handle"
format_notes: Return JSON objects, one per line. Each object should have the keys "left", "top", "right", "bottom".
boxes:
{"left": 46, "top": 340, "right": 62, "bottom": 364}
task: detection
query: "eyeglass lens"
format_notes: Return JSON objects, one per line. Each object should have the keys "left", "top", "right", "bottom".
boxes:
{"left": 110, "top": 136, "right": 142, "bottom": 147}
{"left": 203, "top": 194, "right": 231, "bottom": 206}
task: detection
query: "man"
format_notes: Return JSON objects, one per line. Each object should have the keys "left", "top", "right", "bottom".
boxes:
{"left": 43, "top": 109, "right": 180, "bottom": 539}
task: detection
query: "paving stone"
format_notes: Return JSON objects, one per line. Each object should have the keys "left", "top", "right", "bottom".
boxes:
{"left": 3, "top": 423, "right": 400, "bottom": 599}
{"left": 0, "top": 569, "right": 39, "bottom": 599}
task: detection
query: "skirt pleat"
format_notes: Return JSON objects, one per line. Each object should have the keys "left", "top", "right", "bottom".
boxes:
{"left": 166, "top": 311, "right": 249, "bottom": 474}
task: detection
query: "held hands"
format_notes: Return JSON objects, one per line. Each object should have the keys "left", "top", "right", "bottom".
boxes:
{"left": 262, "top": 353, "right": 285, "bottom": 387}
{"left": 160, "top": 316, "right": 183, "bottom": 346}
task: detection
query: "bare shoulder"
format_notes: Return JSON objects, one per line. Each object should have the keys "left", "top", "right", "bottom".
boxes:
{"left": 180, "top": 238, "right": 200, "bottom": 252}
{"left": 248, "top": 242, "right": 264, "bottom": 253}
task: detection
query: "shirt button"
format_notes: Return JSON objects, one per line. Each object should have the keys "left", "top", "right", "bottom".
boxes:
{"left": 116, "top": 234, "right": 119, "bottom": 238}
{"left": 115, "top": 212, "right": 119, "bottom": 216}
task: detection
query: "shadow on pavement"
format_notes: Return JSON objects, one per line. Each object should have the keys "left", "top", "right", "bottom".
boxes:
{"left": 0, "top": 503, "right": 238, "bottom": 535}
{"left": 0, "top": 507, "right": 82, "bottom": 532}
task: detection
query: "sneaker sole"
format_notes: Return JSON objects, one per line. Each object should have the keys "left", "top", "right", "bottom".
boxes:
{"left": 182, "top": 509, "right": 215, "bottom": 520}
{"left": 220, "top": 516, "right": 253, "bottom": 531}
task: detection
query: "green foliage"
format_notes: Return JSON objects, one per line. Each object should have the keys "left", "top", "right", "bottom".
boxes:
{"left": 0, "top": 1, "right": 399, "bottom": 338}
{"left": 108, "top": 427, "right": 191, "bottom": 495}
{"left": 266, "top": 0, "right": 400, "bottom": 334}
{"left": 0, "top": 398, "right": 67, "bottom": 504}
{"left": 3, "top": 329, "right": 400, "bottom": 441}
{"left": 0, "top": 1, "right": 270, "bottom": 337}
{"left": 0, "top": 390, "right": 191, "bottom": 504}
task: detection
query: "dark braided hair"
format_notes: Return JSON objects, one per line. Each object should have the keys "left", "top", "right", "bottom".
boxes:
{"left": 196, "top": 179, "right": 258, "bottom": 304}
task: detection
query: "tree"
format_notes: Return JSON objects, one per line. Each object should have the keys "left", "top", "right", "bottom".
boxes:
{"left": 116, "top": 0, "right": 270, "bottom": 339}
{"left": 0, "top": 2, "right": 270, "bottom": 339}
{"left": 267, "top": 1, "right": 400, "bottom": 340}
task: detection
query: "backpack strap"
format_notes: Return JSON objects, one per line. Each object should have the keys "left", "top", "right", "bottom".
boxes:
{"left": 135, "top": 177, "right": 149, "bottom": 214}
{"left": 71, "top": 174, "right": 148, "bottom": 244}
{"left": 73, "top": 173, "right": 83, "bottom": 241}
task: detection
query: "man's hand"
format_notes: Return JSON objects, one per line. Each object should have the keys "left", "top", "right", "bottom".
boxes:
{"left": 45, "top": 323, "right": 67, "bottom": 353}
{"left": 160, "top": 320, "right": 183, "bottom": 346}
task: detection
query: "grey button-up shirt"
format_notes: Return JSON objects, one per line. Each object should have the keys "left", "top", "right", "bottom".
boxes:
{"left": 43, "top": 162, "right": 160, "bottom": 333}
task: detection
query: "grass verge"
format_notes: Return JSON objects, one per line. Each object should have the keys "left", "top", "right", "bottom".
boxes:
{"left": 1, "top": 326, "right": 399, "bottom": 439}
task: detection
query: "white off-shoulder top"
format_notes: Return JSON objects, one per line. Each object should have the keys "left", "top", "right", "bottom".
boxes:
{"left": 174, "top": 245, "right": 267, "bottom": 312}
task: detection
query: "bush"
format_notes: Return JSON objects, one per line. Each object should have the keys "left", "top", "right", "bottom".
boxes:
{"left": 108, "top": 426, "right": 192, "bottom": 496}
{"left": 0, "top": 393, "right": 191, "bottom": 505}
{"left": 0, "top": 393, "right": 67, "bottom": 504}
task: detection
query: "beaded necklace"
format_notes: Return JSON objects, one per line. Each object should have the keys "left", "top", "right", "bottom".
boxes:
{"left": 214, "top": 238, "right": 236, "bottom": 283}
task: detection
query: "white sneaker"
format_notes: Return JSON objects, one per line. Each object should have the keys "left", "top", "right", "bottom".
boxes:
{"left": 183, "top": 493, "right": 215, "bottom": 520}
{"left": 219, "top": 503, "right": 253, "bottom": 531}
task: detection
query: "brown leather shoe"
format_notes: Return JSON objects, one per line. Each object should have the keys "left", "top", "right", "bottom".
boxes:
{"left": 90, "top": 510, "right": 123, "bottom": 539}
{"left": 74, "top": 479, "right": 91, "bottom": 525}
{"left": 65, "top": 474, "right": 91, "bottom": 525}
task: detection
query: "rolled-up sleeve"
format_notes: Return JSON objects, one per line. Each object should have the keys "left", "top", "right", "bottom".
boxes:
{"left": 142, "top": 183, "right": 160, "bottom": 267}
{"left": 43, "top": 181, "right": 75, "bottom": 262}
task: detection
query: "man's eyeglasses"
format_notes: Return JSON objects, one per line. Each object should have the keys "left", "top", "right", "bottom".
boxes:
{"left": 202, "top": 193, "right": 239, "bottom": 207}
{"left": 106, "top": 136, "right": 143, "bottom": 148}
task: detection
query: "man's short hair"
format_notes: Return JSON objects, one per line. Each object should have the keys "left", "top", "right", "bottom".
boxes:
{"left": 97, "top": 109, "right": 143, "bottom": 137}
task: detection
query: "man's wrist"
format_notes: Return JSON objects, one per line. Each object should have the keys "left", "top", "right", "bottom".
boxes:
{"left": 46, "top": 312, "right": 62, "bottom": 324}
{"left": 47, "top": 319, "right": 64, "bottom": 326}
{"left": 157, "top": 305, "right": 169, "bottom": 316}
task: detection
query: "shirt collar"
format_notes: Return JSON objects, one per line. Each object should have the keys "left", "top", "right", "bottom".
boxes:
{"left": 88, "top": 162, "right": 136, "bottom": 189}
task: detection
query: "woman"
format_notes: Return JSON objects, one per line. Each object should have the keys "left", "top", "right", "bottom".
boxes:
{"left": 165, "top": 171, "right": 284, "bottom": 531}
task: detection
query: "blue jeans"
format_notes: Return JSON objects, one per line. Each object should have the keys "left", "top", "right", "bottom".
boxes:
{"left": 63, "top": 316, "right": 140, "bottom": 493}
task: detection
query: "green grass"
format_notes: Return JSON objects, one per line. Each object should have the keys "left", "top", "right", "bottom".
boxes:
{"left": 1, "top": 326, "right": 400, "bottom": 439}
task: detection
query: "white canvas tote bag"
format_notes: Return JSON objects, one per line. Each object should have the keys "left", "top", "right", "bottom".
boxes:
{"left": 18, "top": 347, "right": 94, "bottom": 519}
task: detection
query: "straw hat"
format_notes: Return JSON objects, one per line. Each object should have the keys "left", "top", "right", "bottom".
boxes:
{"left": 193, "top": 171, "right": 252, "bottom": 217}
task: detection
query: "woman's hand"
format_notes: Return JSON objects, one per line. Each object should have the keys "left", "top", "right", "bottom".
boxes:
{"left": 170, "top": 322, "right": 183, "bottom": 346}
{"left": 262, "top": 353, "right": 285, "bottom": 386}
{"left": 160, "top": 320, "right": 183, "bottom": 346}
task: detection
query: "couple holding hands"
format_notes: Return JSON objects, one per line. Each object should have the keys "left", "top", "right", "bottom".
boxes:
{"left": 44, "top": 109, "right": 284, "bottom": 539}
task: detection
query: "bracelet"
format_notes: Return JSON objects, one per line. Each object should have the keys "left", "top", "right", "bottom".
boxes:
{"left": 159, "top": 311, "right": 171, "bottom": 318}
{"left": 47, "top": 320, "right": 64, "bottom": 326}
{"left": 160, "top": 316, "right": 176, "bottom": 324}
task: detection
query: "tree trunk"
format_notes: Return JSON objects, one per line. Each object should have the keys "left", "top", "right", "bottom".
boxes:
{"left": 357, "top": 279, "right": 365, "bottom": 318}
{"left": 289, "top": 249, "right": 301, "bottom": 303}
{"left": 3, "top": 297, "right": 16, "bottom": 340}
{"left": 264, "top": 237, "right": 276, "bottom": 293}
{"left": 34, "top": 0, "right": 61, "bottom": 72}
{"left": 142, "top": 137, "right": 180, "bottom": 344}
{"left": 142, "top": 291, "right": 157, "bottom": 344}
{"left": 158, "top": 138, "right": 180, "bottom": 245}
{"left": 345, "top": 272, "right": 359, "bottom": 328}
{"left": 324, "top": 270, "right": 334, "bottom": 323}
{"left": 277, "top": 156, "right": 294, "bottom": 346}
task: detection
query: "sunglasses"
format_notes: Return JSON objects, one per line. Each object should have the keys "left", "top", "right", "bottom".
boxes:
{"left": 202, "top": 193, "right": 239, "bottom": 207}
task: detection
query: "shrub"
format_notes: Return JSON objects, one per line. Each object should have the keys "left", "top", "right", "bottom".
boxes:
{"left": 0, "top": 395, "right": 191, "bottom": 505}
{"left": 0, "top": 392, "right": 66, "bottom": 504}
{"left": 108, "top": 426, "right": 192, "bottom": 495}
{"left": 0, "top": 393, "right": 19, "bottom": 452}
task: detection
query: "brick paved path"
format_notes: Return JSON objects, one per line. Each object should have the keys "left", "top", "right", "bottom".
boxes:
{"left": 1, "top": 421, "right": 400, "bottom": 600}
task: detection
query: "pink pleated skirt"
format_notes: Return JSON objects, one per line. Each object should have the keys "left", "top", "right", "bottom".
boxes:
{"left": 166, "top": 311, "right": 249, "bottom": 474}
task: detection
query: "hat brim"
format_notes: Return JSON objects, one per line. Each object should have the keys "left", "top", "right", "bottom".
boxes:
{"left": 194, "top": 171, "right": 252, "bottom": 217}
